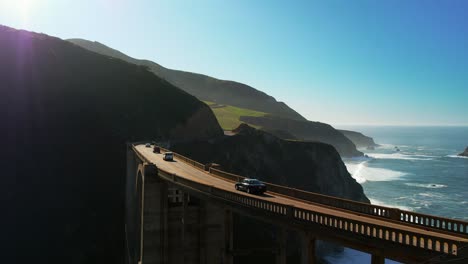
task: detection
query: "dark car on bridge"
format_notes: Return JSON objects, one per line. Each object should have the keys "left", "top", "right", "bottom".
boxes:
{"left": 163, "top": 152, "right": 174, "bottom": 161}
{"left": 235, "top": 178, "right": 266, "bottom": 194}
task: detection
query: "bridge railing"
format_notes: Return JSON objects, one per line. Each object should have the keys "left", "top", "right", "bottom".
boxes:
{"left": 159, "top": 146, "right": 205, "bottom": 170}
{"left": 209, "top": 167, "right": 396, "bottom": 218}
{"left": 155, "top": 166, "right": 464, "bottom": 257}
{"left": 143, "top": 144, "right": 468, "bottom": 237}
{"left": 207, "top": 161, "right": 468, "bottom": 238}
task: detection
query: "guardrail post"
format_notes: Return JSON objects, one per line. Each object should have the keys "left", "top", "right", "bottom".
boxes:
{"left": 286, "top": 205, "right": 295, "bottom": 219}
{"left": 390, "top": 208, "right": 401, "bottom": 221}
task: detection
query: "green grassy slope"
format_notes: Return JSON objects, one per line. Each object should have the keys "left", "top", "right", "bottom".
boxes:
{"left": 204, "top": 101, "right": 266, "bottom": 130}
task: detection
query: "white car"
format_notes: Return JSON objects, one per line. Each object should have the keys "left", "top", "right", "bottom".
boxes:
{"left": 163, "top": 152, "right": 174, "bottom": 161}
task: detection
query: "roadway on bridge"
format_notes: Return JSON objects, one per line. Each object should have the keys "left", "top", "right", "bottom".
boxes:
{"left": 135, "top": 145, "right": 468, "bottom": 244}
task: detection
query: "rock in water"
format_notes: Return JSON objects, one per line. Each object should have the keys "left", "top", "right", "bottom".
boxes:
{"left": 459, "top": 147, "right": 468, "bottom": 157}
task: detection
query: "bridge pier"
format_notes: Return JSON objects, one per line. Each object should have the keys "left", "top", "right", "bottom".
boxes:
{"left": 181, "top": 192, "right": 188, "bottom": 263}
{"left": 276, "top": 228, "right": 287, "bottom": 264}
{"left": 224, "top": 209, "right": 234, "bottom": 264}
{"left": 126, "top": 144, "right": 139, "bottom": 264}
{"left": 301, "top": 233, "right": 316, "bottom": 264}
{"left": 139, "top": 164, "right": 168, "bottom": 264}
{"left": 371, "top": 254, "right": 385, "bottom": 264}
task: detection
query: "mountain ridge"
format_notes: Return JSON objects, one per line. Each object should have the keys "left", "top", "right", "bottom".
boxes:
{"left": 68, "top": 38, "right": 306, "bottom": 121}
{"left": 68, "top": 38, "right": 372, "bottom": 157}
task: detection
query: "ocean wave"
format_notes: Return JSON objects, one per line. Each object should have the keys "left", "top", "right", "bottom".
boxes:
{"left": 404, "top": 183, "right": 447, "bottom": 189}
{"left": 418, "top": 193, "right": 444, "bottom": 199}
{"left": 369, "top": 153, "right": 435, "bottom": 161}
{"left": 345, "top": 162, "right": 407, "bottom": 183}
{"left": 446, "top": 155, "right": 468, "bottom": 159}
{"left": 369, "top": 198, "right": 413, "bottom": 211}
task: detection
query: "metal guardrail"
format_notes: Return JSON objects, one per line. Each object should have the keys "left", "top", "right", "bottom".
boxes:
{"left": 134, "top": 143, "right": 468, "bottom": 239}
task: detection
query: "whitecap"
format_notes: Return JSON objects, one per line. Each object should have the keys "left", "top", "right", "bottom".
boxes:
{"left": 418, "top": 192, "right": 444, "bottom": 199}
{"left": 345, "top": 162, "right": 407, "bottom": 183}
{"left": 369, "top": 153, "right": 435, "bottom": 161}
{"left": 404, "top": 183, "right": 447, "bottom": 189}
{"left": 446, "top": 155, "right": 468, "bottom": 159}
{"left": 369, "top": 198, "right": 413, "bottom": 211}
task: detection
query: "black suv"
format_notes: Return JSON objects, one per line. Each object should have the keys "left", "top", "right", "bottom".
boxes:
{"left": 235, "top": 178, "right": 266, "bottom": 194}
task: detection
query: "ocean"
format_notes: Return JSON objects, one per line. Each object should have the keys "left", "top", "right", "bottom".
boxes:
{"left": 325, "top": 126, "right": 468, "bottom": 263}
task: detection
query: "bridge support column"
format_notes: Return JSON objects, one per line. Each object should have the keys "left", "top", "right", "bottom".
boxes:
{"left": 301, "top": 233, "right": 316, "bottom": 264}
{"left": 126, "top": 144, "right": 139, "bottom": 264}
{"left": 181, "top": 192, "right": 188, "bottom": 263}
{"left": 224, "top": 209, "right": 234, "bottom": 264}
{"left": 139, "top": 164, "right": 168, "bottom": 264}
{"left": 371, "top": 254, "right": 385, "bottom": 264}
{"left": 276, "top": 228, "right": 287, "bottom": 264}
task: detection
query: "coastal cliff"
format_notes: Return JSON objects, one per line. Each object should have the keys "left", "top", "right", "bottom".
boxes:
{"left": 338, "top": 129, "right": 379, "bottom": 148}
{"left": 239, "top": 116, "right": 363, "bottom": 157}
{"left": 0, "top": 25, "right": 223, "bottom": 263}
{"left": 172, "top": 124, "right": 369, "bottom": 262}
{"left": 459, "top": 147, "right": 468, "bottom": 157}
{"left": 172, "top": 124, "right": 369, "bottom": 202}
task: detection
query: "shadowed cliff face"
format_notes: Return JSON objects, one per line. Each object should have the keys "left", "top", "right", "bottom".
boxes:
{"left": 239, "top": 116, "right": 363, "bottom": 158}
{"left": 172, "top": 124, "right": 368, "bottom": 263}
{"left": 173, "top": 124, "right": 369, "bottom": 202}
{"left": 0, "top": 25, "right": 222, "bottom": 263}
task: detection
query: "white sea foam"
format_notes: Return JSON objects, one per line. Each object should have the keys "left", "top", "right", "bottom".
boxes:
{"left": 369, "top": 198, "right": 413, "bottom": 211}
{"left": 417, "top": 192, "right": 444, "bottom": 199}
{"left": 404, "top": 183, "right": 447, "bottom": 189}
{"left": 345, "top": 162, "right": 407, "bottom": 183}
{"left": 447, "top": 155, "right": 468, "bottom": 159}
{"left": 369, "top": 153, "right": 435, "bottom": 161}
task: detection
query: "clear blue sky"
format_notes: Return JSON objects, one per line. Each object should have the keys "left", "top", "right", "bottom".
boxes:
{"left": 1, "top": 0, "right": 467, "bottom": 125}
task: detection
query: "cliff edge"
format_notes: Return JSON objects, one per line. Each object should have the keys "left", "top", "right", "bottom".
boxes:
{"left": 239, "top": 116, "right": 363, "bottom": 157}
{"left": 338, "top": 129, "right": 379, "bottom": 148}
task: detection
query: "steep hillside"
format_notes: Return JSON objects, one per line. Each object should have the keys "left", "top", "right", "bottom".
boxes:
{"left": 68, "top": 39, "right": 374, "bottom": 158}
{"left": 240, "top": 116, "right": 363, "bottom": 157}
{"left": 173, "top": 124, "right": 368, "bottom": 202}
{"left": 68, "top": 39, "right": 305, "bottom": 121}
{"left": 338, "top": 129, "right": 379, "bottom": 148}
{"left": 0, "top": 25, "right": 222, "bottom": 263}
{"left": 204, "top": 101, "right": 266, "bottom": 130}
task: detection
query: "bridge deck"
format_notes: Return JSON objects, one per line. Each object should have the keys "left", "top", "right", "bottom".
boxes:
{"left": 135, "top": 145, "right": 468, "bottom": 246}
